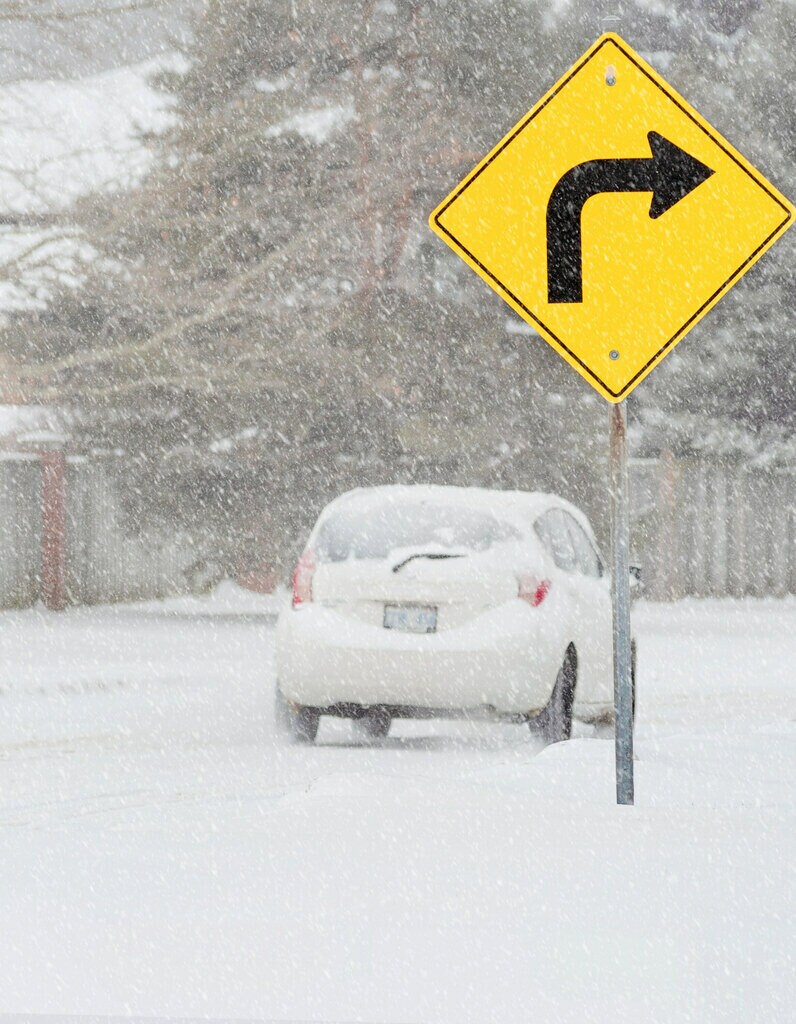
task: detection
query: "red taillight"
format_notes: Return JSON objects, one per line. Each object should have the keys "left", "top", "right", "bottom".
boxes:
{"left": 518, "top": 575, "right": 551, "bottom": 607}
{"left": 292, "top": 550, "right": 316, "bottom": 607}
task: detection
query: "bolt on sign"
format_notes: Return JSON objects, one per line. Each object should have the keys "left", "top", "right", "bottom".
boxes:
{"left": 429, "top": 33, "right": 794, "bottom": 402}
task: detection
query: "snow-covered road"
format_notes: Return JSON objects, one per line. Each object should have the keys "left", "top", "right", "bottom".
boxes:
{"left": 1, "top": 597, "right": 794, "bottom": 1023}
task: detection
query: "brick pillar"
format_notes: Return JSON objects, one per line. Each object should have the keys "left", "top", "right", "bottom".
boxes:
{"left": 41, "top": 450, "right": 67, "bottom": 611}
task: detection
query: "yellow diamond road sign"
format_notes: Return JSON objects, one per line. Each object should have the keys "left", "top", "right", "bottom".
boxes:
{"left": 429, "top": 33, "right": 794, "bottom": 403}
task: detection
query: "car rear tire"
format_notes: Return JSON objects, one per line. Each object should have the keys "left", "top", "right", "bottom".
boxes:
{"left": 531, "top": 646, "right": 577, "bottom": 744}
{"left": 275, "top": 685, "right": 320, "bottom": 744}
{"left": 351, "top": 708, "right": 391, "bottom": 741}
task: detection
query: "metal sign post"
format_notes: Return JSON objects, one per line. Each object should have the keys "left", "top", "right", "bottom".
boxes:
{"left": 610, "top": 402, "right": 634, "bottom": 805}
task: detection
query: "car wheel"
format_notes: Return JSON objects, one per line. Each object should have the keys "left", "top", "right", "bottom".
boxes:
{"left": 531, "top": 646, "right": 577, "bottom": 744}
{"left": 351, "top": 708, "right": 391, "bottom": 742}
{"left": 275, "top": 685, "right": 320, "bottom": 744}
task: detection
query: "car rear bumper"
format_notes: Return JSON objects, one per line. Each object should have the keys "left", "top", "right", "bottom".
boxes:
{"left": 275, "top": 601, "right": 566, "bottom": 714}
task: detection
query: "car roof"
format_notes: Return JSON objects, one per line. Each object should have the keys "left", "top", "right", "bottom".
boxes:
{"left": 315, "top": 484, "right": 595, "bottom": 539}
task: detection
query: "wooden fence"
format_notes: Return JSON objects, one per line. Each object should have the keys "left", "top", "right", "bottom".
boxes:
{"left": 0, "top": 456, "right": 42, "bottom": 607}
{"left": 631, "top": 454, "right": 795, "bottom": 599}
{"left": 0, "top": 455, "right": 214, "bottom": 608}
{"left": 64, "top": 460, "right": 212, "bottom": 605}
{"left": 0, "top": 451, "right": 793, "bottom": 608}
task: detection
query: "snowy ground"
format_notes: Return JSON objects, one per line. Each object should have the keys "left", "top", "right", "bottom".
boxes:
{"left": 0, "top": 595, "right": 794, "bottom": 1023}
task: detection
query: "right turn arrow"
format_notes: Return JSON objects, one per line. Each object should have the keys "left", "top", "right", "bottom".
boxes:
{"left": 546, "top": 131, "right": 714, "bottom": 304}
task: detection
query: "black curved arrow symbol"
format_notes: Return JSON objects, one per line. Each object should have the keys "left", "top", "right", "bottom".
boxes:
{"left": 547, "top": 131, "right": 714, "bottom": 304}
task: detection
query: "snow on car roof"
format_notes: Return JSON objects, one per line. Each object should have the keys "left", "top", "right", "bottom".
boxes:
{"left": 316, "top": 484, "right": 594, "bottom": 537}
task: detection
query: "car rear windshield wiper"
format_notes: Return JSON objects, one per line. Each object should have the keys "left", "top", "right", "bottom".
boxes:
{"left": 391, "top": 552, "right": 466, "bottom": 574}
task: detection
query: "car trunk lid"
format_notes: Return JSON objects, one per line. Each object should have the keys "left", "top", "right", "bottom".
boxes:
{"left": 312, "top": 551, "right": 520, "bottom": 631}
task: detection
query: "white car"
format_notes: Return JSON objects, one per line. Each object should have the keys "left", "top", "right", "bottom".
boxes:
{"left": 275, "top": 485, "right": 631, "bottom": 743}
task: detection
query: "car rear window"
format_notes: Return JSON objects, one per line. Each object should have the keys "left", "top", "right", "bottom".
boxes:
{"left": 314, "top": 502, "right": 523, "bottom": 562}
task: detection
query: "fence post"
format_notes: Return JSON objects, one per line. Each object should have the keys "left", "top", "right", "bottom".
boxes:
{"left": 41, "top": 450, "right": 67, "bottom": 611}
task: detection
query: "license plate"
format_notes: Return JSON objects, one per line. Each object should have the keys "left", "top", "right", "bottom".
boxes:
{"left": 383, "top": 604, "right": 437, "bottom": 633}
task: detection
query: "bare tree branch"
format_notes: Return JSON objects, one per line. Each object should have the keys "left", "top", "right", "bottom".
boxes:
{"left": 0, "top": 1, "right": 169, "bottom": 24}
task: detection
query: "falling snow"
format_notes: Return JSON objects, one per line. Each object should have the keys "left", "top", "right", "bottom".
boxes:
{"left": 0, "top": 1, "right": 793, "bottom": 1021}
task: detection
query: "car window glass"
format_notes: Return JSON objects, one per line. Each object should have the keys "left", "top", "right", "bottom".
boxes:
{"left": 563, "top": 514, "right": 603, "bottom": 577}
{"left": 314, "top": 502, "right": 523, "bottom": 562}
{"left": 533, "top": 510, "right": 578, "bottom": 572}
